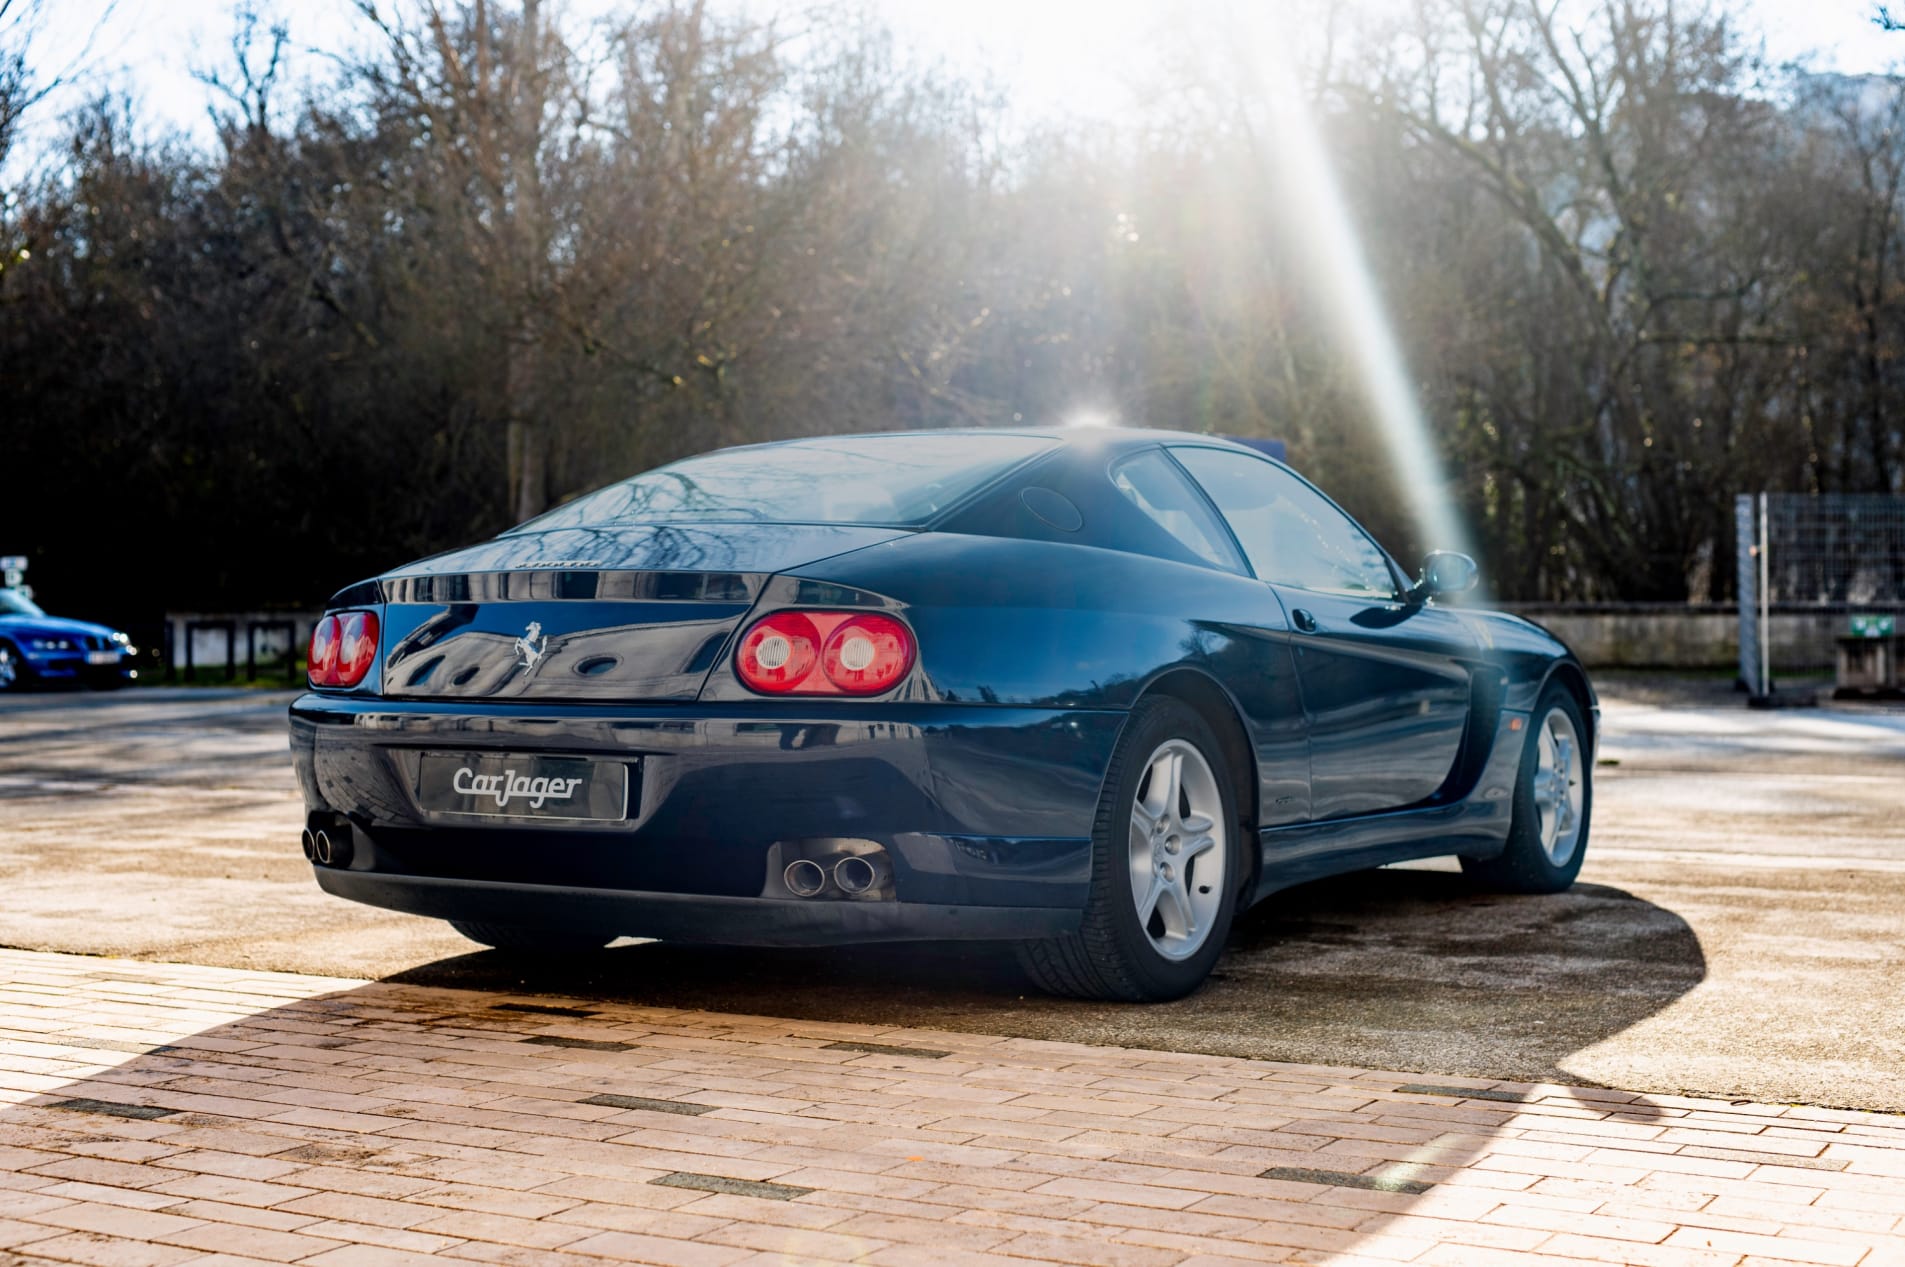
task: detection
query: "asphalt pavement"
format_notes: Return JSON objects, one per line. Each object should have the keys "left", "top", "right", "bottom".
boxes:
{"left": 1, "top": 678, "right": 1901, "bottom": 1112}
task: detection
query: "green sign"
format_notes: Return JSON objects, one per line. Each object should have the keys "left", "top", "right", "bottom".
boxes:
{"left": 1850, "top": 614, "right": 1896, "bottom": 638}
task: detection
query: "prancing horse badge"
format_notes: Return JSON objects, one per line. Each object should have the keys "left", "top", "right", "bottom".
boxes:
{"left": 513, "top": 621, "right": 547, "bottom": 669}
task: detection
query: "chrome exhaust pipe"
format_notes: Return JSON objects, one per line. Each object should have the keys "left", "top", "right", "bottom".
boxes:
{"left": 833, "top": 854, "right": 888, "bottom": 897}
{"left": 309, "top": 825, "right": 354, "bottom": 868}
{"left": 300, "top": 829, "right": 318, "bottom": 863}
{"left": 783, "top": 858, "right": 827, "bottom": 898}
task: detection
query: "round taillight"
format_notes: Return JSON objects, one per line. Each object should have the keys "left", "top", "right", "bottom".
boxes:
{"left": 307, "top": 615, "right": 341, "bottom": 687}
{"left": 733, "top": 609, "right": 916, "bottom": 696}
{"left": 736, "top": 611, "right": 820, "bottom": 693}
{"left": 335, "top": 611, "right": 380, "bottom": 687}
{"left": 820, "top": 615, "right": 914, "bottom": 694}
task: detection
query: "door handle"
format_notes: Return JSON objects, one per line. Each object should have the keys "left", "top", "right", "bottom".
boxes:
{"left": 1291, "top": 608, "right": 1318, "bottom": 634}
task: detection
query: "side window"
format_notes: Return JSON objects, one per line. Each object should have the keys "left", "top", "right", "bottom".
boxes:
{"left": 1108, "top": 451, "right": 1246, "bottom": 574}
{"left": 1170, "top": 448, "right": 1397, "bottom": 598}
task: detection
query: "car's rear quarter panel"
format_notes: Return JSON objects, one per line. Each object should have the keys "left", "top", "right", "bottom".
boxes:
{"left": 796, "top": 529, "right": 1312, "bottom": 823}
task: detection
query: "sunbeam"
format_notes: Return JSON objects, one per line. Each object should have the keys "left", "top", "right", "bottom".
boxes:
{"left": 1228, "top": 5, "right": 1478, "bottom": 571}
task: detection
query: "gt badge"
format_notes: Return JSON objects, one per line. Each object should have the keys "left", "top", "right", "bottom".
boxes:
{"left": 513, "top": 621, "right": 548, "bottom": 668}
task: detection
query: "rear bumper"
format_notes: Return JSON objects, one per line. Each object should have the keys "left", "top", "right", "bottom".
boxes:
{"left": 315, "top": 868, "right": 1080, "bottom": 946}
{"left": 289, "top": 693, "right": 1122, "bottom": 939}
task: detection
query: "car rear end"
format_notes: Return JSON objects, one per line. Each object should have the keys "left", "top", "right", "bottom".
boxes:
{"left": 289, "top": 444, "right": 1121, "bottom": 947}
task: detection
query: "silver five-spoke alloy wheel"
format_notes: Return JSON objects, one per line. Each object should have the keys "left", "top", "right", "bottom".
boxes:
{"left": 1127, "top": 739, "right": 1228, "bottom": 962}
{"left": 1532, "top": 707, "right": 1584, "bottom": 867}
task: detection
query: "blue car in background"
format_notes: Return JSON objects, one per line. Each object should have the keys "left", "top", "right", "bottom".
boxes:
{"left": 290, "top": 428, "right": 1596, "bottom": 1000}
{"left": 0, "top": 589, "right": 138, "bottom": 691}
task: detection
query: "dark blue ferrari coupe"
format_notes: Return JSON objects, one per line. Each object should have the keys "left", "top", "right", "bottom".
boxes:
{"left": 290, "top": 428, "right": 1594, "bottom": 1000}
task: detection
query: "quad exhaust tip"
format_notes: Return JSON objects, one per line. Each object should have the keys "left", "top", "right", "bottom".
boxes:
{"left": 302, "top": 822, "right": 353, "bottom": 868}
{"left": 783, "top": 858, "right": 828, "bottom": 898}
{"left": 781, "top": 849, "right": 891, "bottom": 899}
{"left": 833, "top": 854, "right": 885, "bottom": 896}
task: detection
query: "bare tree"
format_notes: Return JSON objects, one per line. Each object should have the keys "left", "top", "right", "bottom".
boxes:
{"left": 0, "top": 0, "right": 52, "bottom": 169}
{"left": 347, "top": 0, "right": 575, "bottom": 521}
{"left": 6, "top": 0, "right": 1905, "bottom": 622}
{"left": 1351, "top": 0, "right": 1799, "bottom": 598}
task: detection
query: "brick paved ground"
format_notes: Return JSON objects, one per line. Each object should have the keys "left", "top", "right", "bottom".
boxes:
{"left": 0, "top": 950, "right": 1901, "bottom": 1267}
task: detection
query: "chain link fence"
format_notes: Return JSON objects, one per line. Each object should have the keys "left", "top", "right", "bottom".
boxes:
{"left": 1737, "top": 493, "right": 1905, "bottom": 697}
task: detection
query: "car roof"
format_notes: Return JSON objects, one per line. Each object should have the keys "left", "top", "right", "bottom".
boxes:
{"left": 719, "top": 426, "right": 1270, "bottom": 460}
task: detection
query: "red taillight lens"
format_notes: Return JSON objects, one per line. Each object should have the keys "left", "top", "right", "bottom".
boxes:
{"left": 336, "top": 610, "right": 380, "bottom": 686}
{"left": 735, "top": 611, "right": 821, "bottom": 694}
{"left": 820, "top": 615, "right": 914, "bottom": 694}
{"left": 308, "top": 611, "right": 378, "bottom": 688}
{"left": 734, "top": 610, "right": 915, "bottom": 696}
{"left": 307, "top": 615, "right": 341, "bottom": 686}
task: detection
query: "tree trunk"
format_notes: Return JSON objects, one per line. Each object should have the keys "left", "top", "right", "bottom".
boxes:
{"left": 505, "top": 330, "right": 546, "bottom": 523}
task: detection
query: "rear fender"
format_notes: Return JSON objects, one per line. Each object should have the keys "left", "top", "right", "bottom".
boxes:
{"left": 793, "top": 532, "right": 1288, "bottom": 710}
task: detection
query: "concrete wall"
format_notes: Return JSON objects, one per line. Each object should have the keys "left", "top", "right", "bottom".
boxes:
{"left": 1504, "top": 605, "right": 1866, "bottom": 671}
{"left": 163, "top": 612, "right": 319, "bottom": 675}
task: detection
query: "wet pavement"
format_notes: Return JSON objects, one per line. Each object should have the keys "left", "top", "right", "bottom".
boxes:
{"left": 0, "top": 679, "right": 1901, "bottom": 1112}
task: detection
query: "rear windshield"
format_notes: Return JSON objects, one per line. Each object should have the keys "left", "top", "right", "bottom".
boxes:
{"left": 510, "top": 433, "right": 1054, "bottom": 531}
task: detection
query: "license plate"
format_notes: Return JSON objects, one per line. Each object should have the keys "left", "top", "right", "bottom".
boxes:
{"left": 85, "top": 651, "right": 120, "bottom": 665}
{"left": 414, "top": 753, "right": 630, "bottom": 822}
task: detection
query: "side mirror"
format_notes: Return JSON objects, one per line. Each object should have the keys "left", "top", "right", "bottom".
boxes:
{"left": 1410, "top": 551, "right": 1478, "bottom": 603}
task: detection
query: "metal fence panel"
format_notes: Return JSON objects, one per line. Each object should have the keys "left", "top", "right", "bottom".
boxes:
{"left": 1741, "top": 492, "right": 1905, "bottom": 679}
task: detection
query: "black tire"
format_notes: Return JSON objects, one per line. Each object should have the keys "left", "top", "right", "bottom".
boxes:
{"left": 1016, "top": 695, "right": 1244, "bottom": 1002}
{"left": 449, "top": 920, "right": 613, "bottom": 955}
{"left": 0, "top": 642, "right": 29, "bottom": 693}
{"left": 1461, "top": 683, "right": 1592, "bottom": 893}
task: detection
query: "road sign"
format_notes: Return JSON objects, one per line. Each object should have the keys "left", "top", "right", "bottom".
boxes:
{"left": 0, "top": 557, "right": 24, "bottom": 571}
{"left": 1850, "top": 614, "right": 1896, "bottom": 638}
